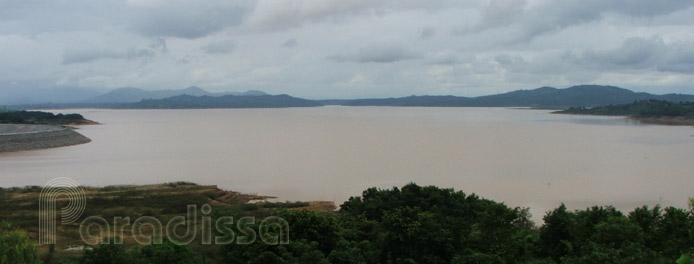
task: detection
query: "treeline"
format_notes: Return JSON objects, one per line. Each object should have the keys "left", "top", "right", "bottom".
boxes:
{"left": 3, "top": 183, "right": 694, "bottom": 263}
{"left": 0, "top": 110, "right": 90, "bottom": 125}
{"left": 558, "top": 100, "right": 694, "bottom": 119}
{"left": 216, "top": 184, "right": 694, "bottom": 263}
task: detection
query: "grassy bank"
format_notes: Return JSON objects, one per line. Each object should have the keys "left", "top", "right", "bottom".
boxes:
{"left": 0, "top": 182, "right": 332, "bottom": 263}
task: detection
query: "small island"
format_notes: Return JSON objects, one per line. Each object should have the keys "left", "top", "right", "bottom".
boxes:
{"left": 0, "top": 110, "right": 95, "bottom": 152}
{"left": 0, "top": 110, "right": 97, "bottom": 125}
{"left": 555, "top": 100, "right": 694, "bottom": 126}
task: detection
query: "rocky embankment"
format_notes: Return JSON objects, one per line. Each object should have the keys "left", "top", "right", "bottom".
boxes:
{"left": 0, "top": 124, "right": 91, "bottom": 152}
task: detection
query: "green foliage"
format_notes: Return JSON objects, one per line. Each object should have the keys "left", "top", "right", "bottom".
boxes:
{"left": 0, "top": 110, "right": 87, "bottom": 125}
{"left": 216, "top": 210, "right": 338, "bottom": 263}
{"left": 5, "top": 183, "right": 692, "bottom": 263}
{"left": 138, "top": 239, "right": 198, "bottom": 264}
{"left": 213, "top": 184, "right": 694, "bottom": 264}
{"left": 80, "top": 239, "right": 199, "bottom": 264}
{"left": 559, "top": 99, "right": 694, "bottom": 119}
{"left": 338, "top": 183, "right": 532, "bottom": 263}
{"left": 538, "top": 203, "right": 694, "bottom": 263}
{"left": 0, "top": 222, "right": 41, "bottom": 264}
{"left": 80, "top": 243, "right": 136, "bottom": 264}
{"left": 678, "top": 253, "right": 694, "bottom": 264}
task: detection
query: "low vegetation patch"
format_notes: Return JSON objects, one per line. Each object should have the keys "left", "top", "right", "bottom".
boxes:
{"left": 0, "top": 110, "right": 95, "bottom": 125}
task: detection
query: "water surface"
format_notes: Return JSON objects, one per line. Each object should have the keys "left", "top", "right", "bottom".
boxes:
{"left": 2, "top": 107, "right": 693, "bottom": 222}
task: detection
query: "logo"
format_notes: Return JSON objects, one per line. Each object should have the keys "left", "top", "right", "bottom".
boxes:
{"left": 39, "top": 177, "right": 86, "bottom": 245}
{"left": 38, "top": 177, "right": 289, "bottom": 246}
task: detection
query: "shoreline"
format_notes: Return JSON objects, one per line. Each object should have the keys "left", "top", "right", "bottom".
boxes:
{"left": 0, "top": 124, "right": 91, "bottom": 153}
{"left": 628, "top": 116, "right": 694, "bottom": 126}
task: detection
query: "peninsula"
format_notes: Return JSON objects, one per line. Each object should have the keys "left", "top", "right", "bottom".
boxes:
{"left": 0, "top": 110, "right": 95, "bottom": 152}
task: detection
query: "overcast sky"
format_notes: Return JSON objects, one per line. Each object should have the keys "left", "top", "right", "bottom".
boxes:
{"left": 1, "top": 0, "right": 694, "bottom": 99}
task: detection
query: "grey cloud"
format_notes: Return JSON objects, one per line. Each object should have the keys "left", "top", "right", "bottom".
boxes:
{"left": 658, "top": 44, "right": 694, "bottom": 73}
{"left": 243, "top": 0, "right": 469, "bottom": 31}
{"left": 0, "top": 0, "right": 128, "bottom": 34}
{"left": 470, "top": 0, "right": 526, "bottom": 32}
{"left": 201, "top": 40, "right": 236, "bottom": 54}
{"left": 465, "top": 0, "right": 694, "bottom": 41}
{"left": 2, "top": 0, "right": 694, "bottom": 97}
{"left": 427, "top": 50, "right": 468, "bottom": 65}
{"left": 129, "top": 3, "right": 247, "bottom": 39}
{"left": 568, "top": 37, "right": 694, "bottom": 73}
{"left": 149, "top": 38, "right": 168, "bottom": 54}
{"left": 419, "top": 27, "right": 435, "bottom": 39}
{"left": 495, "top": 54, "right": 526, "bottom": 66}
{"left": 328, "top": 45, "right": 420, "bottom": 63}
{"left": 581, "top": 37, "right": 662, "bottom": 67}
{"left": 0, "top": 0, "right": 247, "bottom": 39}
{"left": 62, "top": 47, "right": 155, "bottom": 65}
{"left": 282, "top": 38, "right": 298, "bottom": 48}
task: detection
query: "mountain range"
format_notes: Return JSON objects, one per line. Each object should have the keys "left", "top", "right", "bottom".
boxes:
{"left": 124, "top": 94, "right": 321, "bottom": 109}
{"left": 3, "top": 84, "right": 694, "bottom": 109}
{"left": 325, "top": 85, "right": 694, "bottom": 108}
{"left": 85, "top": 86, "right": 267, "bottom": 103}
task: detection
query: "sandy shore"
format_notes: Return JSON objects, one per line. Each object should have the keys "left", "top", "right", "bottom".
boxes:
{"left": 0, "top": 124, "right": 91, "bottom": 152}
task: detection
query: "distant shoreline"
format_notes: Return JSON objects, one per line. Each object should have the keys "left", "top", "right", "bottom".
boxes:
{"left": 554, "top": 100, "right": 694, "bottom": 127}
{"left": 629, "top": 116, "right": 694, "bottom": 126}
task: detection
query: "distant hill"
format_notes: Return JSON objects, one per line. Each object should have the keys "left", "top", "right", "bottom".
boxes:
{"left": 7, "top": 84, "right": 694, "bottom": 109}
{"left": 84, "top": 86, "right": 267, "bottom": 103}
{"left": 333, "top": 85, "right": 694, "bottom": 108}
{"left": 125, "top": 94, "right": 322, "bottom": 109}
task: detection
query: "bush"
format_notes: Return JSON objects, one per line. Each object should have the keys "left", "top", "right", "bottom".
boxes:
{"left": 0, "top": 222, "right": 40, "bottom": 264}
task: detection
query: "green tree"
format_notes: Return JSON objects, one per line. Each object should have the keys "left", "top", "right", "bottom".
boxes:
{"left": 137, "top": 239, "right": 198, "bottom": 264}
{"left": 0, "top": 222, "right": 41, "bottom": 264}
{"left": 80, "top": 243, "right": 136, "bottom": 264}
{"left": 539, "top": 204, "right": 574, "bottom": 261}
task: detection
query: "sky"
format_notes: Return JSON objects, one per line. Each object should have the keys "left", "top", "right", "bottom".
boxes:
{"left": 1, "top": 0, "right": 694, "bottom": 99}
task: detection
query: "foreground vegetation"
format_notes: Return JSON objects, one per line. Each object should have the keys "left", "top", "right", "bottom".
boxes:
{"left": 1, "top": 183, "right": 693, "bottom": 263}
{"left": 557, "top": 100, "right": 694, "bottom": 125}
{"left": 0, "top": 110, "right": 95, "bottom": 125}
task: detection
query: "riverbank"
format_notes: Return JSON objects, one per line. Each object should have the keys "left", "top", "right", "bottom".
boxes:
{"left": 0, "top": 124, "right": 91, "bottom": 152}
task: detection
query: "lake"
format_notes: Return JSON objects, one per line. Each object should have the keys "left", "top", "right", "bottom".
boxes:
{"left": 1, "top": 107, "right": 693, "bottom": 222}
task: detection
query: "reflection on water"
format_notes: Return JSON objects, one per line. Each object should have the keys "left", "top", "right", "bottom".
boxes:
{"left": 1, "top": 107, "right": 693, "bottom": 222}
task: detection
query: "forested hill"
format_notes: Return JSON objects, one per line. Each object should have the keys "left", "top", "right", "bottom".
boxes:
{"left": 327, "top": 85, "right": 694, "bottom": 108}
{"left": 124, "top": 94, "right": 323, "bottom": 108}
